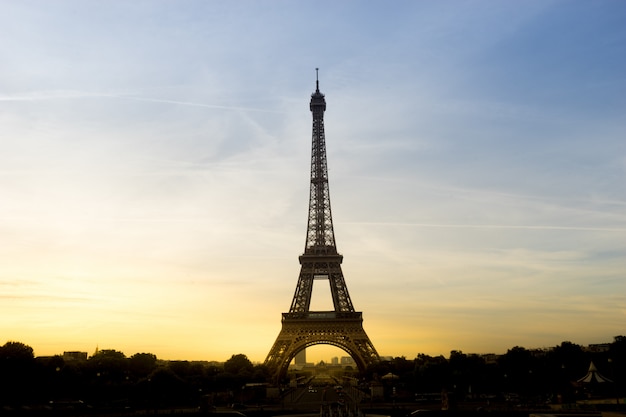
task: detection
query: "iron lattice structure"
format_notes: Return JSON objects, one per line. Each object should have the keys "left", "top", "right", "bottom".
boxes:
{"left": 264, "top": 72, "right": 379, "bottom": 379}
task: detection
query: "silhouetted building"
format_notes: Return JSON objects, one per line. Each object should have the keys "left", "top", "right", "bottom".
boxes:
{"left": 586, "top": 343, "right": 611, "bottom": 353}
{"left": 480, "top": 353, "right": 499, "bottom": 364}
{"left": 63, "top": 351, "right": 88, "bottom": 362}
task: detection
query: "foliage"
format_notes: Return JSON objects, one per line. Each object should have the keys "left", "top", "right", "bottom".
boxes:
{"left": 0, "top": 337, "right": 624, "bottom": 409}
{"left": 0, "top": 341, "right": 35, "bottom": 361}
{"left": 129, "top": 352, "right": 158, "bottom": 376}
{"left": 0, "top": 341, "right": 37, "bottom": 405}
{"left": 224, "top": 353, "right": 254, "bottom": 376}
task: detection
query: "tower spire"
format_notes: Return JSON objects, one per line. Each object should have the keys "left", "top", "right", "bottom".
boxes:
{"left": 315, "top": 67, "right": 319, "bottom": 92}
{"left": 306, "top": 68, "right": 333, "bottom": 254}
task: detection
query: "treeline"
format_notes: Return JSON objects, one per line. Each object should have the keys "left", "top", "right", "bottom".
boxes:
{"left": 364, "top": 337, "right": 626, "bottom": 404}
{"left": 1, "top": 337, "right": 624, "bottom": 409}
{"left": 0, "top": 343, "right": 268, "bottom": 409}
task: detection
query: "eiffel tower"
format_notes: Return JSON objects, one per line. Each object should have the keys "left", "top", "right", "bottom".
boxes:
{"left": 264, "top": 70, "right": 380, "bottom": 379}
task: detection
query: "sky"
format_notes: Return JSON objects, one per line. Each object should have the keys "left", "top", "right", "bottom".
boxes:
{"left": 1, "top": 0, "right": 625, "bottom": 364}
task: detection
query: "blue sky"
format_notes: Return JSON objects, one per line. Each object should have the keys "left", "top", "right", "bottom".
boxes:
{"left": 1, "top": 0, "right": 625, "bottom": 362}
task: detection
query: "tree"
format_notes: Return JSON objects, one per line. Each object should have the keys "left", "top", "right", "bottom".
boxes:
{"left": 223, "top": 354, "right": 253, "bottom": 376}
{"left": 0, "top": 341, "right": 34, "bottom": 361}
{"left": 414, "top": 354, "right": 450, "bottom": 393}
{"left": 91, "top": 349, "right": 126, "bottom": 360}
{"left": 498, "top": 346, "right": 542, "bottom": 397}
{"left": 144, "top": 368, "right": 189, "bottom": 406}
{"left": 0, "top": 341, "right": 36, "bottom": 405}
{"left": 88, "top": 349, "right": 128, "bottom": 382}
{"left": 251, "top": 363, "right": 271, "bottom": 382}
{"left": 609, "top": 336, "right": 626, "bottom": 380}
{"left": 390, "top": 356, "right": 414, "bottom": 376}
{"left": 129, "top": 352, "right": 158, "bottom": 377}
{"left": 448, "top": 350, "right": 488, "bottom": 398}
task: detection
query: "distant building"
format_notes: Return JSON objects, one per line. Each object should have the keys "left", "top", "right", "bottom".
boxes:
{"left": 480, "top": 353, "right": 499, "bottom": 364}
{"left": 529, "top": 348, "right": 549, "bottom": 357}
{"left": 295, "top": 349, "right": 306, "bottom": 365}
{"left": 63, "top": 351, "right": 88, "bottom": 362}
{"left": 340, "top": 356, "right": 354, "bottom": 365}
{"left": 331, "top": 357, "right": 339, "bottom": 365}
{"left": 586, "top": 343, "right": 610, "bottom": 353}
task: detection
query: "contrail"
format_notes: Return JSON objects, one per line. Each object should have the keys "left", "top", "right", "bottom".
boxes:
{"left": 0, "top": 90, "right": 100, "bottom": 101}
{"left": 0, "top": 90, "right": 282, "bottom": 113}
{"left": 111, "top": 94, "right": 282, "bottom": 113}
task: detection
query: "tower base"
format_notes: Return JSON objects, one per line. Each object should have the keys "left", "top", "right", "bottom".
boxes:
{"left": 264, "top": 311, "right": 379, "bottom": 379}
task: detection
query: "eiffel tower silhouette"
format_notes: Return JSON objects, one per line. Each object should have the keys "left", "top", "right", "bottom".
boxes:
{"left": 264, "top": 70, "right": 380, "bottom": 379}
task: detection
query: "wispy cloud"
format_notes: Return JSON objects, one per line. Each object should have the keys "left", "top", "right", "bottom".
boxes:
{"left": 343, "top": 222, "right": 626, "bottom": 233}
{"left": 0, "top": 89, "right": 282, "bottom": 113}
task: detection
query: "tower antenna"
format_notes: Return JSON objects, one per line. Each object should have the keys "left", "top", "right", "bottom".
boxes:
{"left": 315, "top": 68, "right": 319, "bottom": 91}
